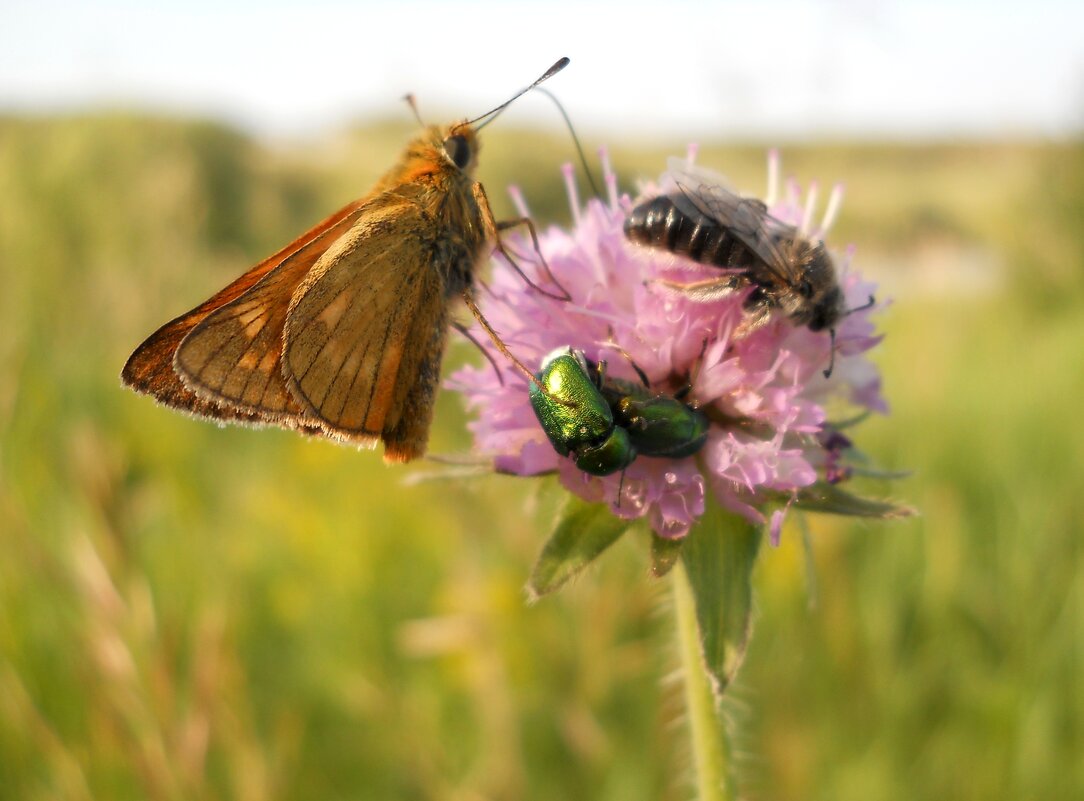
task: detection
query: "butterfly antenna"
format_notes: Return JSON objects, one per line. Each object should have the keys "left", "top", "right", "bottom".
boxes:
{"left": 402, "top": 94, "right": 425, "bottom": 127}
{"left": 468, "top": 57, "right": 570, "bottom": 130}
{"left": 534, "top": 87, "right": 602, "bottom": 202}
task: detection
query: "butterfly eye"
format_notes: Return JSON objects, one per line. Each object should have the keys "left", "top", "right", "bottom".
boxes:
{"left": 444, "top": 135, "right": 471, "bottom": 169}
{"left": 799, "top": 280, "right": 815, "bottom": 299}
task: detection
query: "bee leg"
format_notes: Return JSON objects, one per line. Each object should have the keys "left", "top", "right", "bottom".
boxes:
{"left": 648, "top": 275, "right": 740, "bottom": 302}
{"left": 676, "top": 336, "right": 711, "bottom": 401}
{"left": 676, "top": 336, "right": 710, "bottom": 399}
{"left": 822, "top": 329, "right": 837, "bottom": 379}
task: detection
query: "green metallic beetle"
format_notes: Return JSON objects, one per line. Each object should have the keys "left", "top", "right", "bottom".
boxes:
{"left": 528, "top": 347, "right": 709, "bottom": 476}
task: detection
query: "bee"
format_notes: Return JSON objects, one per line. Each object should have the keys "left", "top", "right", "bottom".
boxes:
{"left": 122, "top": 58, "right": 569, "bottom": 462}
{"left": 624, "top": 159, "right": 867, "bottom": 375}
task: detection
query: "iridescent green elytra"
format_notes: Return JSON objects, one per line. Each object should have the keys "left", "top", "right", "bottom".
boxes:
{"left": 600, "top": 378, "right": 709, "bottom": 459}
{"left": 529, "top": 349, "right": 635, "bottom": 476}
{"left": 529, "top": 347, "right": 708, "bottom": 476}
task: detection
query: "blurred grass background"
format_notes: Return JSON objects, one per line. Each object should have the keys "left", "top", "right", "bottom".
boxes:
{"left": 0, "top": 113, "right": 1081, "bottom": 800}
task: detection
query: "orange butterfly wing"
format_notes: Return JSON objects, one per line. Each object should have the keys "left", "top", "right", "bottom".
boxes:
{"left": 282, "top": 197, "right": 449, "bottom": 459}
{"left": 122, "top": 199, "right": 364, "bottom": 426}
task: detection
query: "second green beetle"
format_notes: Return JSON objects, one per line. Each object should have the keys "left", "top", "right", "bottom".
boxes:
{"left": 529, "top": 347, "right": 709, "bottom": 476}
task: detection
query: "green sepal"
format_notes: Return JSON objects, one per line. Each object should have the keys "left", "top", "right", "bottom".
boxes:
{"left": 649, "top": 532, "right": 684, "bottom": 578}
{"left": 680, "top": 500, "right": 761, "bottom": 699}
{"left": 526, "top": 495, "right": 632, "bottom": 600}
{"left": 789, "top": 481, "right": 916, "bottom": 518}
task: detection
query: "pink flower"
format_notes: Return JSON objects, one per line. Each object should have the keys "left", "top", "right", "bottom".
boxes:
{"left": 448, "top": 148, "right": 886, "bottom": 542}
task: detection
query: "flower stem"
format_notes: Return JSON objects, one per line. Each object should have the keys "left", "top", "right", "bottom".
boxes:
{"left": 673, "top": 561, "right": 736, "bottom": 801}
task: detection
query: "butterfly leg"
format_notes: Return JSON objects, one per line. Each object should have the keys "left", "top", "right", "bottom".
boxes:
{"left": 451, "top": 320, "right": 505, "bottom": 386}
{"left": 471, "top": 182, "right": 571, "bottom": 302}
{"left": 460, "top": 288, "right": 541, "bottom": 389}
{"left": 494, "top": 216, "right": 572, "bottom": 301}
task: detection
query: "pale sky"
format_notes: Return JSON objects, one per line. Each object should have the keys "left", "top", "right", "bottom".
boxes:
{"left": 2, "top": 0, "right": 1081, "bottom": 141}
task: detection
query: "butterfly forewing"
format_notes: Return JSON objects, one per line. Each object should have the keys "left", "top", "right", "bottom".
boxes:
{"left": 122, "top": 198, "right": 365, "bottom": 426}
{"left": 173, "top": 204, "right": 361, "bottom": 418}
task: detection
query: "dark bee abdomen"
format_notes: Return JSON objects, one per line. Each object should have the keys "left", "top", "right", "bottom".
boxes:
{"left": 624, "top": 196, "right": 749, "bottom": 268}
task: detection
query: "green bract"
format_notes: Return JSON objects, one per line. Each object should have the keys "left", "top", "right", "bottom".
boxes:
{"left": 528, "top": 347, "right": 708, "bottom": 476}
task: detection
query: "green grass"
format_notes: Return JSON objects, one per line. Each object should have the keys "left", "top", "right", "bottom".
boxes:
{"left": 0, "top": 114, "right": 1080, "bottom": 800}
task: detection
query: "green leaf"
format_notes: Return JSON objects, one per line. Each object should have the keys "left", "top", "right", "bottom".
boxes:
{"left": 650, "top": 533, "right": 683, "bottom": 578}
{"left": 791, "top": 482, "right": 916, "bottom": 518}
{"left": 680, "top": 501, "right": 761, "bottom": 699}
{"left": 526, "top": 495, "right": 632, "bottom": 600}
{"left": 847, "top": 465, "right": 913, "bottom": 481}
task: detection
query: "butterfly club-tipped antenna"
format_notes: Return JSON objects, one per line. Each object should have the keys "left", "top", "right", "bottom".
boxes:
{"left": 454, "top": 58, "right": 581, "bottom": 406}
{"left": 533, "top": 86, "right": 602, "bottom": 203}
{"left": 456, "top": 58, "right": 575, "bottom": 304}
{"left": 466, "top": 57, "right": 570, "bottom": 132}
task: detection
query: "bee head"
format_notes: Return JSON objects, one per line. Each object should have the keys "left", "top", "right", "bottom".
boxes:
{"left": 792, "top": 246, "right": 844, "bottom": 332}
{"left": 806, "top": 284, "right": 844, "bottom": 332}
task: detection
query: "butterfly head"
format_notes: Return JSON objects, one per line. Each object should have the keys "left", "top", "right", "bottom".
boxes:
{"left": 442, "top": 122, "right": 480, "bottom": 174}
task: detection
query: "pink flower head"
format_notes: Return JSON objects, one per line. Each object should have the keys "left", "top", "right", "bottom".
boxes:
{"left": 448, "top": 148, "right": 886, "bottom": 542}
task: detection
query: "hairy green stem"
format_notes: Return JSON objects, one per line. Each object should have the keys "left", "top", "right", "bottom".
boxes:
{"left": 673, "top": 561, "right": 735, "bottom": 801}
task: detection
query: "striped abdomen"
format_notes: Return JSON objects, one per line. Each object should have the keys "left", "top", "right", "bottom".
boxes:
{"left": 623, "top": 195, "right": 756, "bottom": 269}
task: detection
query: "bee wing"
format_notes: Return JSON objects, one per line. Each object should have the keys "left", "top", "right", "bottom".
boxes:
{"left": 666, "top": 161, "right": 800, "bottom": 287}
{"left": 282, "top": 197, "right": 449, "bottom": 460}
{"left": 122, "top": 198, "right": 365, "bottom": 429}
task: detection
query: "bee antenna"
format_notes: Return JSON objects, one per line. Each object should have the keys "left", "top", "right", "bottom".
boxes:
{"left": 822, "top": 329, "right": 837, "bottom": 379}
{"left": 469, "top": 57, "right": 570, "bottom": 130}
{"left": 533, "top": 87, "right": 602, "bottom": 202}
{"left": 402, "top": 94, "right": 425, "bottom": 127}
{"left": 844, "top": 294, "right": 876, "bottom": 316}
{"left": 825, "top": 296, "right": 874, "bottom": 378}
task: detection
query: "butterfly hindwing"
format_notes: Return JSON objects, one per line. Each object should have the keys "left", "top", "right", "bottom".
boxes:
{"left": 283, "top": 197, "right": 449, "bottom": 455}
